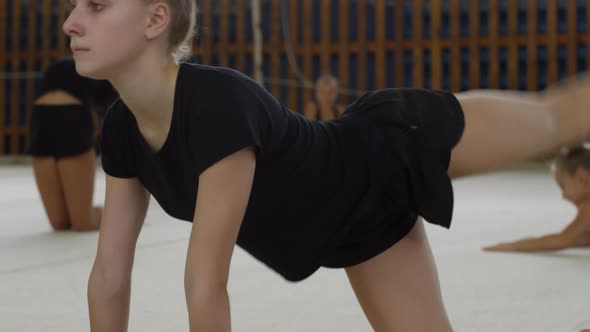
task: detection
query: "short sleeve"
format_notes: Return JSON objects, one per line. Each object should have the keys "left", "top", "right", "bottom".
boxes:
{"left": 187, "top": 78, "right": 265, "bottom": 174}
{"left": 99, "top": 101, "right": 137, "bottom": 178}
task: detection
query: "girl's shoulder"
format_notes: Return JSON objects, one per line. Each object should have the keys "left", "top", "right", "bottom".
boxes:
{"left": 101, "top": 98, "right": 134, "bottom": 131}
{"left": 179, "top": 62, "right": 265, "bottom": 96}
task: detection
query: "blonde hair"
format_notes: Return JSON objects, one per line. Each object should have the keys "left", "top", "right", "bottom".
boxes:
{"left": 145, "top": 0, "right": 197, "bottom": 62}
{"left": 554, "top": 144, "right": 590, "bottom": 175}
{"left": 315, "top": 74, "right": 339, "bottom": 88}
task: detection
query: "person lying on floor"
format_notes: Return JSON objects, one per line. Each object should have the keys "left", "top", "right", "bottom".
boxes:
{"left": 485, "top": 144, "right": 590, "bottom": 252}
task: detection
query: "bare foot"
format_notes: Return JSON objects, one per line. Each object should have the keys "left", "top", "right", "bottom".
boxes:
{"left": 482, "top": 242, "right": 520, "bottom": 252}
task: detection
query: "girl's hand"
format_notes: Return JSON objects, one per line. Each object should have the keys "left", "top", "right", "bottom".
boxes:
{"left": 482, "top": 242, "right": 523, "bottom": 252}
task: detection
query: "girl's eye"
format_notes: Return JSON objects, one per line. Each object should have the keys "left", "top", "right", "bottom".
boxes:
{"left": 89, "top": 2, "right": 105, "bottom": 11}
{"left": 65, "top": 1, "right": 76, "bottom": 13}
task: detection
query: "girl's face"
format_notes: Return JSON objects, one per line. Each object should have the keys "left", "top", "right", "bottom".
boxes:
{"left": 554, "top": 167, "right": 590, "bottom": 206}
{"left": 63, "top": 0, "right": 153, "bottom": 79}
{"left": 315, "top": 81, "right": 338, "bottom": 106}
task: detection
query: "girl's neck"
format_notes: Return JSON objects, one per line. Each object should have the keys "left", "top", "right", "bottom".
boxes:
{"left": 110, "top": 55, "right": 180, "bottom": 128}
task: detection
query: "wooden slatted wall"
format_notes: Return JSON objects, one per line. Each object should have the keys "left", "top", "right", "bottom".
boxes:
{"left": 1, "top": 0, "right": 589, "bottom": 155}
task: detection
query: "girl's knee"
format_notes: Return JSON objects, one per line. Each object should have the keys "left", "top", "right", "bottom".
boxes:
{"left": 70, "top": 208, "right": 101, "bottom": 231}
{"left": 70, "top": 221, "right": 99, "bottom": 231}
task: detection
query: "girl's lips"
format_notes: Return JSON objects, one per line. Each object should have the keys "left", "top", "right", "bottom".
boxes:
{"left": 71, "top": 47, "right": 90, "bottom": 55}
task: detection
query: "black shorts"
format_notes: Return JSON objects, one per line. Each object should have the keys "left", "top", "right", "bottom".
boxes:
{"left": 322, "top": 88, "right": 465, "bottom": 269}
{"left": 28, "top": 104, "right": 95, "bottom": 159}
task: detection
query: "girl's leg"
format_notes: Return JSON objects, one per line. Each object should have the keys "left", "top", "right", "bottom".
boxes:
{"left": 32, "top": 157, "right": 70, "bottom": 230}
{"left": 345, "top": 219, "right": 453, "bottom": 332}
{"left": 56, "top": 149, "right": 102, "bottom": 231}
{"left": 573, "top": 229, "right": 590, "bottom": 247}
{"left": 449, "top": 88, "right": 590, "bottom": 179}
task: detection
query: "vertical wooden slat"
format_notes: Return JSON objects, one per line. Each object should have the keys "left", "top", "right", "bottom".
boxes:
{"left": 320, "top": 0, "right": 331, "bottom": 75}
{"left": 357, "top": 0, "right": 368, "bottom": 91}
{"left": 201, "top": 0, "right": 212, "bottom": 64}
{"left": 489, "top": 0, "right": 500, "bottom": 88}
{"left": 547, "top": 0, "right": 558, "bottom": 84}
{"left": 431, "top": 0, "right": 442, "bottom": 89}
{"left": 25, "top": 0, "right": 38, "bottom": 140}
{"left": 219, "top": 0, "right": 229, "bottom": 66}
{"left": 566, "top": 0, "right": 577, "bottom": 76}
{"left": 412, "top": 0, "right": 424, "bottom": 88}
{"left": 526, "top": 0, "right": 537, "bottom": 91}
{"left": 587, "top": 0, "right": 590, "bottom": 64}
{"left": 287, "top": 0, "right": 298, "bottom": 110}
{"left": 450, "top": 0, "right": 460, "bottom": 91}
{"left": 270, "top": 0, "right": 281, "bottom": 97}
{"left": 58, "top": 0, "right": 68, "bottom": 56}
{"left": 235, "top": 0, "right": 246, "bottom": 72}
{"left": 507, "top": 0, "right": 518, "bottom": 89}
{"left": 469, "top": 0, "right": 479, "bottom": 89}
{"left": 0, "top": 0, "right": 6, "bottom": 154}
{"left": 42, "top": 0, "right": 52, "bottom": 69}
{"left": 338, "top": 0, "right": 350, "bottom": 104}
{"left": 393, "top": 0, "right": 404, "bottom": 87}
{"left": 10, "top": 0, "right": 22, "bottom": 154}
{"left": 193, "top": 2, "right": 201, "bottom": 58}
{"left": 375, "top": 0, "right": 386, "bottom": 89}
{"left": 302, "top": 0, "right": 313, "bottom": 104}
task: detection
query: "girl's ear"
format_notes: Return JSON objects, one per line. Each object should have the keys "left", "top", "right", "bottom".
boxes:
{"left": 145, "top": 2, "right": 170, "bottom": 40}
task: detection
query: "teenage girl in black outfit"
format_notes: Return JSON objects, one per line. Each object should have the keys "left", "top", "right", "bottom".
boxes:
{"left": 29, "top": 57, "right": 115, "bottom": 231}
{"left": 65, "top": 1, "right": 590, "bottom": 331}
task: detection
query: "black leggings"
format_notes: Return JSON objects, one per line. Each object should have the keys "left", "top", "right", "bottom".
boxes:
{"left": 28, "top": 104, "right": 94, "bottom": 159}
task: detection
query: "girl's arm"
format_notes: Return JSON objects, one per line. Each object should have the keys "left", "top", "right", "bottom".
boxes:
{"left": 88, "top": 175, "right": 150, "bottom": 332}
{"left": 184, "top": 147, "right": 257, "bottom": 332}
{"left": 483, "top": 203, "right": 590, "bottom": 252}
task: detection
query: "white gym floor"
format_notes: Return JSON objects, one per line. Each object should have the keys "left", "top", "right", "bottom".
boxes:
{"left": 1, "top": 163, "right": 589, "bottom": 332}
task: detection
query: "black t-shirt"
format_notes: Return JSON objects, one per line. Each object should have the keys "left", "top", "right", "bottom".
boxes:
{"left": 100, "top": 63, "right": 464, "bottom": 281}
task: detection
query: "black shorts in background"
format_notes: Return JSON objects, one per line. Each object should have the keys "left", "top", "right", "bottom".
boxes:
{"left": 28, "top": 104, "right": 94, "bottom": 159}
